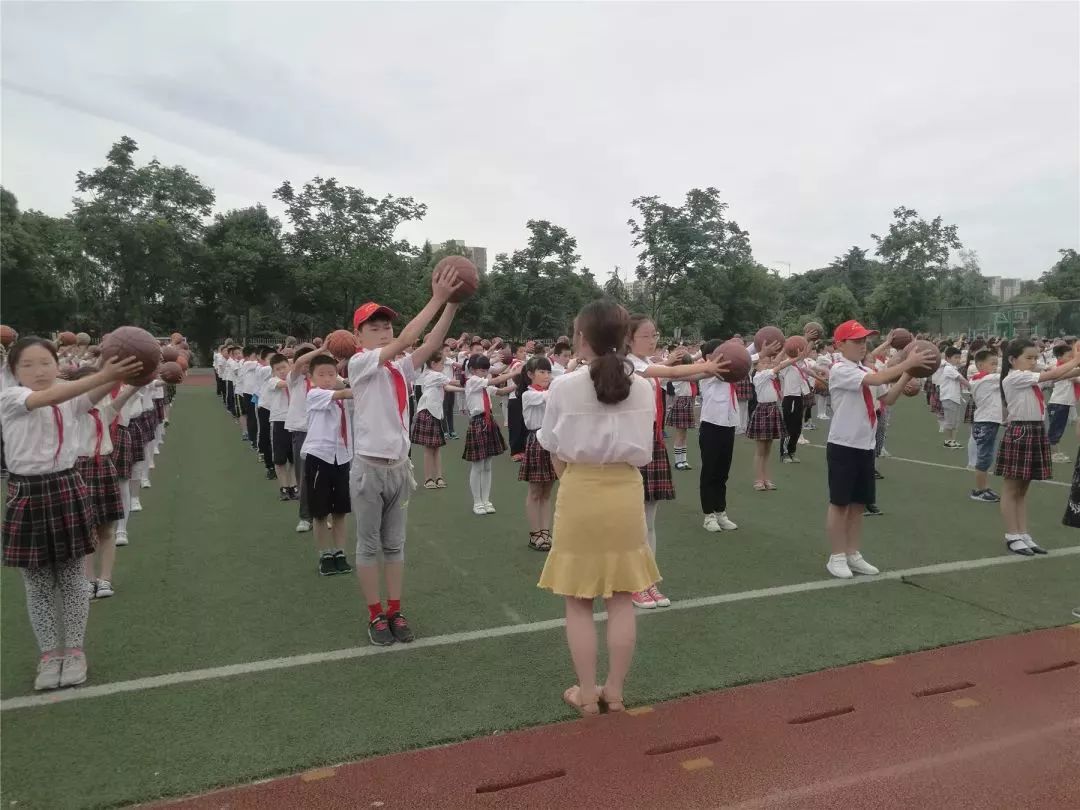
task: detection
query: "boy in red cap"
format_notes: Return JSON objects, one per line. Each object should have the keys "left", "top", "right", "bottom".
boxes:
{"left": 349, "top": 266, "right": 463, "bottom": 646}
{"left": 825, "top": 320, "right": 935, "bottom": 579}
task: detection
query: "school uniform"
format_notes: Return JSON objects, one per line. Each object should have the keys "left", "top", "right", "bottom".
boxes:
{"left": 285, "top": 371, "right": 312, "bottom": 522}
{"left": 213, "top": 351, "right": 226, "bottom": 403}
{"left": 1046, "top": 369, "right": 1078, "bottom": 447}
{"left": 254, "top": 365, "right": 274, "bottom": 470}
{"left": 440, "top": 356, "right": 457, "bottom": 436}
{"left": 938, "top": 363, "right": 965, "bottom": 430}
{"left": 698, "top": 377, "right": 739, "bottom": 515}
{"left": 969, "top": 373, "right": 1002, "bottom": 473}
{"left": 778, "top": 364, "right": 808, "bottom": 456}
{"left": 109, "top": 387, "right": 136, "bottom": 482}
{"left": 462, "top": 376, "right": 508, "bottom": 462}
{"left": 411, "top": 369, "right": 449, "bottom": 448}
{"left": 746, "top": 369, "right": 785, "bottom": 440}
{"left": 239, "top": 359, "right": 259, "bottom": 447}
{"left": 825, "top": 359, "right": 879, "bottom": 507}
{"left": 518, "top": 386, "right": 555, "bottom": 483}
{"left": 73, "top": 400, "right": 125, "bottom": 527}
{"left": 301, "top": 388, "right": 352, "bottom": 519}
{"left": 665, "top": 380, "right": 697, "bottom": 429}
{"left": 264, "top": 376, "right": 292, "bottom": 468}
{"left": 928, "top": 362, "right": 945, "bottom": 417}
{"left": 995, "top": 371, "right": 1052, "bottom": 481}
{"left": 630, "top": 356, "right": 675, "bottom": 502}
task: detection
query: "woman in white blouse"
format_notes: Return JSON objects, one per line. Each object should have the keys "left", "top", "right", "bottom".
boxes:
{"left": 537, "top": 300, "right": 659, "bottom": 716}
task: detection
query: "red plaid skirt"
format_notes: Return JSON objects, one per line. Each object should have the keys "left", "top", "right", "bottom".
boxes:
{"left": 640, "top": 435, "right": 675, "bottom": 502}
{"left": 963, "top": 398, "right": 975, "bottom": 424}
{"left": 928, "top": 383, "right": 944, "bottom": 416}
{"left": 127, "top": 415, "right": 150, "bottom": 462}
{"left": 75, "top": 455, "right": 125, "bottom": 526}
{"left": 734, "top": 377, "right": 754, "bottom": 402}
{"left": 410, "top": 409, "right": 446, "bottom": 448}
{"left": 746, "top": 401, "right": 786, "bottom": 441}
{"left": 111, "top": 424, "right": 134, "bottom": 481}
{"left": 995, "top": 421, "right": 1051, "bottom": 481}
{"left": 665, "top": 396, "right": 697, "bottom": 429}
{"left": 462, "top": 414, "right": 507, "bottom": 462}
{"left": 517, "top": 430, "right": 556, "bottom": 483}
{"left": 2, "top": 469, "right": 96, "bottom": 568}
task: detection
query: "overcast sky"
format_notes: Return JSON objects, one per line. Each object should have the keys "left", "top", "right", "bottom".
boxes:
{"left": 2, "top": 2, "right": 1077, "bottom": 281}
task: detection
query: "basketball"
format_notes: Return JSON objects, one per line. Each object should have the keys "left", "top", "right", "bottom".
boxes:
{"left": 784, "top": 335, "right": 808, "bottom": 358}
{"left": 803, "top": 321, "right": 824, "bottom": 341}
{"left": 175, "top": 354, "right": 189, "bottom": 372}
{"left": 435, "top": 256, "right": 479, "bottom": 303}
{"left": 903, "top": 379, "right": 922, "bottom": 397}
{"left": 162, "top": 346, "right": 182, "bottom": 362}
{"left": 336, "top": 359, "right": 350, "bottom": 378}
{"left": 890, "top": 328, "right": 914, "bottom": 350}
{"left": 714, "top": 338, "right": 752, "bottom": 382}
{"left": 0, "top": 325, "right": 16, "bottom": 346}
{"left": 312, "top": 337, "right": 323, "bottom": 348}
{"left": 59, "top": 331, "right": 77, "bottom": 346}
{"left": 170, "top": 332, "right": 183, "bottom": 344}
{"left": 326, "top": 329, "right": 358, "bottom": 359}
{"left": 159, "top": 361, "right": 184, "bottom": 384}
{"left": 282, "top": 347, "right": 295, "bottom": 359}
{"left": 481, "top": 339, "right": 491, "bottom": 349}
{"left": 284, "top": 336, "right": 298, "bottom": 348}
{"left": 754, "top": 326, "right": 785, "bottom": 355}
{"left": 491, "top": 337, "right": 503, "bottom": 348}
{"left": 902, "top": 339, "right": 940, "bottom": 378}
{"left": 76, "top": 332, "right": 91, "bottom": 346}
{"left": 179, "top": 340, "right": 190, "bottom": 351}
{"left": 100, "top": 326, "right": 162, "bottom": 385}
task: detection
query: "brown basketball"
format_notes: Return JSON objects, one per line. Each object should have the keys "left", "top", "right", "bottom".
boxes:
{"left": 159, "top": 361, "right": 184, "bottom": 384}
{"left": 754, "top": 326, "right": 785, "bottom": 356}
{"left": 326, "top": 329, "right": 358, "bottom": 359}
{"left": 903, "top": 379, "right": 922, "bottom": 397}
{"left": 902, "top": 339, "right": 940, "bottom": 379}
{"left": 312, "top": 337, "right": 323, "bottom": 348}
{"left": 784, "top": 335, "right": 808, "bottom": 358}
{"left": 76, "top": 332, "right": 91, "bottom": 346}
{"left": 170, "top": 332, "right": 183, "bottom": 344}
{"left": 890, "top": 328, "right": 914, "bottom": 350}
{"left": 284, "top": 336, "right": 298, "bottom": 348}
{"left": 161, "top": 346, "right": 182, "bottom": 362}
{"left": 714, "top": 338, "right": 752, "bottom": 382}
{"left": 481, "top": 339, "right": 491, "bottom": 349}
{"left": 282, "top": 347, "right": 295, "bottom": 359}
{"left": 803, "top": 321, "right": 824, "bottom": 341}
{"left": 435, "top": 256, "right": 479, "bottom": 304}
{"left": 336, "top": 359, "right": 350, "bottom": 378}
{"left": 0, "top": 325, "right": 16, "bottom": 346}
{"left": 175, "top": 354, "right": 189, "bottom": 372}
{"left": 100, "top": 326, "right": 161, "bottom": 385}
{"left": 58, "top": 331, "right": 77, "bottom": 346}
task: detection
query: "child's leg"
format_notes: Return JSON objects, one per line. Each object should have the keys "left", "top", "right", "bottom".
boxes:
{"left": 644, "top": 501, "right": 659, "bottom": 554}
{"left": 526, "top": 482, "right": 542, "bottom": 532}
{"left": 539, "top": 481, "right": 554, "bottom": 532}
{"left": 331, "top": 513, "right": 348, "bottom": 551}
{"left": 469, "top": 461, "right": 484, "bottom": 505}
{"left": 1015, "top": 480, "right": 1031, "bottom": 534}
{"left": 423, "top": 447, "right": 437, "bottom": 481}
{"left": 56, "top": 557, "right": 91, "bottom": 652}
{"left": 480, "top": 458, "right": 493, "bottom": 503}
{"left": 95, "top": 522, "right": 117, "bottom": 582}
{"left": 737, "top": 400, "right": 748, "bottom": 433}
{"left": 967, "top": 430, "right": 979, "bottom": 469}
{"left": 433, "top": 447, "right": 443, "bottom": 480}
{"left": 602, "top": 592, "right": 635, "bottom": 701}
{"left": 313, "top": 517, "right": 335, "bottom": 553}
{"left": 116, "top": 479, "right": 130, "bottom": 535}
{"left": 564, "top": 596, "right": 599, "bottom": 706}
{"left": 674, "top": 427, "right": 687, "bottom": 466}
{"left": 754, "top": 440, "right": 770, "bottom": 481}
{"left": 1000, "top": 479, "right": 1024, "bottom": 534}
{"left": 21, "top": 566, "right": 61, "bottom": 655}
{"left": 826, "top": 504, "right": 850, "bottom": 555}
{"left": 843, "top": 505, "right": 864, "bottom": 554}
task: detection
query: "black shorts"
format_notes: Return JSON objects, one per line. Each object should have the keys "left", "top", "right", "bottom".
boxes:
{"left": 304, "top": 455, "right": 351, "bottom": 519}
{"left": 271, "top": 421, "right": 293, "bottom": 466}
{"left": 827, "top": 442, "right": 876, "bottom": 507}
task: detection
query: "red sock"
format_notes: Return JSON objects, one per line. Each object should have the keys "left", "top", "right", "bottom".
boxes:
{"left": 368, "top": 602, "right": 383, "bottom": 622}
{"left": 387, "top": 599, "right": 401, "bottom": 617}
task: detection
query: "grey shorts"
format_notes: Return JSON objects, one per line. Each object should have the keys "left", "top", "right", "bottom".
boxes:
{"left": 942, "top": 399, "right": 963, "bottom": 430}
{"left": 349, "top": 456, "right": 416, "bottom": 564}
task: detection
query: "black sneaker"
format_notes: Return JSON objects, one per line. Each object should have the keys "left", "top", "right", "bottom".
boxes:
{"left": 289, "top": 486, "right": 300, "bottom": 501}
{"left": 318, "top": 553, "right": 337, "bottom": 576}
{"left": 333, "top": 550, "right": 352, "bottom": 574}
{"left": 265, "top": 468, "right": 277, "bottom": 480}
{"left": 874, "top": 469, "right": 884, "bottom": 480}
{"left": 388, "top": 611, "right": 415, "bottom": 644}
{"left": 279, "top": 487, "right": 291, "bottom": 501}
{"left": 863, "top": 504, "right": 883, "bottom": 516}
{"left": 368, "top": 614, "right": 395, "bottom": 646}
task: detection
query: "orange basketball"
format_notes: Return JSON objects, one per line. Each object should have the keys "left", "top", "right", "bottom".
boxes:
{"left": 159, "top": 361, "right": 184, "bottom": 384}
{"left": 890, "top": 328, "right": 914, "bottom": 350}
{"left": 0, "top": 325, "right": 16, "bottom": 346}
{"left": 784, "top": 335, "right": 808, "bottom": 358}
{"left": 162, "top": 346, "right": 182, "bottom": 362}
{"left": 100, "top": 326, "right": 161, "bottom": 385}
{"left": 58, "top": 331, "right": 77, "bottom": 346}
{"left": 175, "top": 354, "right": 189, "bottom": 372}
{"left": 435, "top": 256, "right": 479, "bottom": 304}
{"left": 715, "top": 338, "right": 752, "bottom": 382}
{"left": 754, "top": 326, "right": 784, "bottom": 355}
{"left": 170, "top": 332, "right": 183, "bottom": 344}
{"left": 803, "top": 321, "right": 824, "bottom": 341}
{"left": 902, "top": 339, "right": 940, "bottom": 379}
{"left": 326, "top": 330, "right": 358, "bottom": 359}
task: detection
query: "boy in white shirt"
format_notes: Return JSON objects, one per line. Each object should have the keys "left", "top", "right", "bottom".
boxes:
{"left": 1047, "top": 343, "right": 1077, "bottom": 463}
{"left": 254, "top": 347, "right": 276, "bottom": 479}
{"left": 239, "top": 346, "right": 260, "bottom": 449}
{"left": 938, "top": 347, "right": 969, "bottom": 449}
{"left": 287, "top": 346, "right": 318, "bottom": 532}
{"left": 967, "top": 349, "right": 1002, "bottom": 502}
{"left": 263, "top": 353, "right": 296, "bottom": 501}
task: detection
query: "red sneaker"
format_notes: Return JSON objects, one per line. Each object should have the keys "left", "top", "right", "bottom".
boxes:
{"left": 631, "top": 590, "right": 656, "bottom": 609}
{"left": 647, "top": 584, "right": 670, "bottom": 608}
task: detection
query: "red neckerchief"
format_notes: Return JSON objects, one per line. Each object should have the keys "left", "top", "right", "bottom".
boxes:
{"left": 529, "top": 384, "right": 547, "bottom": 392}
{"left": 336, "top": 400, "right": 349, "bottom": 448}
{"left": 652, "top": 378, "right": 664, "bottom": 442}
{"left": 89, "top": 408, "right": 105, "bottom": 458}
{"left": 690, "top": 380, "right": 699, "bottom": 398}
{"left": 51, "top": 405, "right": 64, "bottom": 462}
{"left": 728, "top": 382, "right": 737, "bottom": 408}
{"left": 970, "top": 371, "right": 990, "bottom": 381}
{"left": 857, "top": 364, "right": 878, "bottom": 428}
{"left": 385, "top": 361, "right": 408, "bottom": 427}
{"left": 1032, "top": 385, "right": 1046, "bottom": 416}
{"left": 770, "top": 375, "right": 782, "bottom": 399}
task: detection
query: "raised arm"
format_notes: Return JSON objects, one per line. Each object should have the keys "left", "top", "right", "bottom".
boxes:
{"left": 25, "top": 356, "right": 141, "bottom": 411}
{"left": 377, "top": 267, "right": 462, "bottom": 364}
{"left": 863, "top": 346, "right": 935, "bottom": 387}
{"left": 1038, "top": 343, "right": 1080, "bottom": 382}
{"left": 410, "top": 303, "right": 460, "bottom": 370}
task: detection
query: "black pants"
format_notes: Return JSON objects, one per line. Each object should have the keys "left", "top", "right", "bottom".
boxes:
{"left": 226, "top": 381, "right": 236, "bottom": 416}
{"left": 441, "top": 390, "right": 456, "bottom": 435}
{"left": 242, "top": 394, "right": 257, "bottom": 447}
{"left": 698, "top": 421, "right": 735, "bottom": 514}
{"left": 216, "top": 373, "right": 225, "bottom": 402}
{"left": 508, "top": 396, "right": 526, "bottom": 456}
{"left": 257, "top": 407, "right": 274, "bottom": 470}
{"left": 780, "top": 395, "right": 804, "bottom": 457}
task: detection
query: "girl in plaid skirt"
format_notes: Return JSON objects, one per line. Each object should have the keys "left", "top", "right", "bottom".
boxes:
{"left": 748, "top": 353, "right": 795, "bottom": 490}
{"left": 110, "top": 383, "right": 143, "bottom": 547}
{"left": 997, "top": 339, "right": 1080, "bottom": 556}
{"left": 734, "top": 373, "right": 754, "bottom": 434}
{"left": 1, "top": 338, "right": 141, "bottom": 691}
{"left": 517, "top": 357, "right": 556, "bottom": 551}
{"left": 412, "top": 352, "right": 454, "bottom": 490}
{"left": 665, "top": 375, "right": 697, "bottom": 470}
{"left": 462, "top": 355, "right": 517, "bottom": 515}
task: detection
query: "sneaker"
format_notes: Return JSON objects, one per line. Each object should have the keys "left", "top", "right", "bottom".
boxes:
{"left": 715, "top": 512, "right": 738, "bottom": 531}
{"left": 59, "top": 651, "right": 88, "bottom": 687}
{"left": 318, "top": 553, "right": 337, "bottom": 576}
{"left": 863, "top": 504, "right": 883, "bottom": 516}
{"left": 703, "top": 514, "right": 722, "bottom": 532}
{"left": 424, "top": 479, "right": 437, "bottom": 489}
{"left": 631, "top": 590, "right": 657, "bottom": 609}
{"left": 1022, "top": 535, "right": 1048, "bottom": 555}
{"left": 279, "top": 487, "right": 291, "bottom": 501}
{"left": 647, "top": 584, "right": 671, "bottom": 607}
{"left": 781, "top": 454, "right": 794, "bottom": 464}
{"left": 789, "top": 454, "right": 802, "bottom": 462}
{"left": 473, "top": 503, "right": 487, "bottom": 515}
{"left": 368, "top": 614, "right": 396, "bottom": 646}
{"left": 95, "top": 579, "right": 114, "bottom": 598}
{"left": 819, "top": 414, "right": 830, "bottom": 421}
{"left": 140, "top": 478, "right": 151, "bottom": 489}
{"left": 826, "top": 555, "right": 853, "bottom": 579}
{"left": 985, "top": 489, "right": 1000, "bottom": 500}
{"left": 388, "top": 612, "right": 415, "bottom": 643}
{"left": 805, "top": 421, "right": 816, "bottom": 430}
{"left": 448, "top": 433, "right": 459, "bottom": 440}
{"left": 874, "top": 469, "right": 884, "bottom": 480}
{"left": 333, "top": 550, "right": 353, "bottom": 573}
{"left": 1051, "top": 451, "right": 1070, "bottom": 463}
{"left": 240, "top": 434, "right": 249, "bottom": 442}
{"left": 114, "top": 531, "right": 129, "bottom": 547}
{"left": 764, "top": 480, "right": 777, "bottom": 491}
{"left": 34, "top": 655, "right": 63, "bottom": 691}
{"left": 484, "top": 502, "right": 496, "bottom": 514}
{"left": 265, "top": 469, "right": 277, "bottom": 481}
{"left": 153, "top": 446, "right": 161, "bottom": 456}
{"left": 289, "top": 486, "right": 300, "bottom": 500}
{"left": 969, "top": 489, "right": 999, "bottom": 503}
{"left": 1006, "top": 537, "right": 1034, "bottom": 557}
{"left": 944, "top": 440, "right": 963, "bottom": 449}
{"left": 674, "top": 461, "right": 691, "bottom": 471}
{"left": 846, "top": 553, "right": 879, "bottom": 576}
{"left": 797, "top": 436, "right": 809, "bottom": 446}
{"left": 878, "top": 448, "right": 890, "bottom": 457}
{"left": 295, "top": 519, "right": 312, "bottom": 533}
{"left": 130, "top": 497, "right": 143, "bottom": 512}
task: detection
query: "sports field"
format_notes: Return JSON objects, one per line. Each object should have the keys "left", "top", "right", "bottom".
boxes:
{"left": 2, "top": 376, "right": 1077, "bottom": 809}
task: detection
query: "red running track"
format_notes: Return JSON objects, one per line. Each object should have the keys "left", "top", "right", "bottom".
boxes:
{"left": 163, "top": 625, "right": 1080, "bottom": 810}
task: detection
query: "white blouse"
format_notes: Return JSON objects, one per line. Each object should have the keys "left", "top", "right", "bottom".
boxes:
{"left": 0, "top": 386, "right": 95, "bottom": 475}
{"left": 464, "top": 375, "right": 498, "bottom": 417}
{"left": 74, "top": 399, "right": 118, "bottom": 458}
{"left": 538, "top": 370, "right": 653, "bottom": 466}
{"left": 521, "top": 387, "right": 549, "bottom": 430}
{"left": 1001, "top": 370, "right": 1045, "bottom": 423}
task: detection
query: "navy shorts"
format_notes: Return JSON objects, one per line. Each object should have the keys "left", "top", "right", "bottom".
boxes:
{"left": 827, "top": 442, "right": 875, "bottom": 507}
{"left": 1047, "top": 404, "right": 1071, "bottom": 446}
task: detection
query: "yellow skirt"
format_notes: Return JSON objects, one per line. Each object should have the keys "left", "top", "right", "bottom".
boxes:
{"left": 537, "top": 463, "right": 661, "bottom": 599}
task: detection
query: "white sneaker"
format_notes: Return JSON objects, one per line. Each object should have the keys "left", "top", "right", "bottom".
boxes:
{"left": 130, "top": 497, "right": 142, "bottom": 512}
{"left": 1051, "top": 451, "right": 1070, "bottom": 463}
{"left": 826, "top": 555, "right": 853, "bottom": 579}
{"left": 295, "top": 519, "right": 312, "bottom": 533}
{"left": 473, "top": 503, "right": 487, "bottom": 515}
{"left": 114, "top": 531, "right": 129, "bottom": 547}
{"left": 846, "top": 553, "right": 879, "bottom": 576}
{"left": 153, "top": 447, "right": 161, "bottom": 456}
{"left": 34, "top": 656, "right": 63, "bottom": 691}
{"left": 818, "top": 414, "right": 830, "bottom": 421}
{"left": 140, "top": 479, "right": 151, "bottom": 489}
{"left": 715, "top": 512, "right": 738, "bottom": 531}
{"left": 703, "top": 514, "right": 722, "bottom": 532}
{"left": 878, "top": 449, "right": 891, "bottom": 458}
{"left": 484, "top": 502, "right": 496, "bottom": 514}
{"left": 95, "top": 579, "right": 114, "bottom": 598}
{"left": 59, "top": 651, "right": 88, "bottom": 687}
{"left": 797, "top": 436, "right": 809, "bottom": 445}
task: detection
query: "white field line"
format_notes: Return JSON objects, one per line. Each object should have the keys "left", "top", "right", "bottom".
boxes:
{"left": 4, "top": 546, "right": 1079, "bottom": 712}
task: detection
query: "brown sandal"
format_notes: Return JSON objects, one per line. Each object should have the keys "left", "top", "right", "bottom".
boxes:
{"left": 562, "top": 685, "right": 600, "bottom": 717}
{"left": 599, "top": 686, "right": 625, "bottom": 713}
{"left": 529, "top": 531, "right": 552, "bottom": 552}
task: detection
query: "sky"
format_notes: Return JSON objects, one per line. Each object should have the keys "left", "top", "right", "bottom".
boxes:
{"left": 2, "top": 1, "right": 1078, "bottom": 281}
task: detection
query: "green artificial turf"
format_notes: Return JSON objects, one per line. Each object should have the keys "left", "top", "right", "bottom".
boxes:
{"left": 1, "top": 385, "right": 1076, "bottom": 808}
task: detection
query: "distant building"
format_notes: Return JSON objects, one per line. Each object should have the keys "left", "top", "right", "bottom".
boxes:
{"left": 436, "top": 240, "right": 488, "bottom": 275}
{"left": 986, "top": 276, "right": 1021, "bottom": 302}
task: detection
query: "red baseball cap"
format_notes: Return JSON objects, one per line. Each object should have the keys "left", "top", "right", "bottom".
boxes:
{"left": 833, "top": 320, "right": 879, "bottom": 343}
{"left": 353, "top": 302, "right": 399, "bottom": 330}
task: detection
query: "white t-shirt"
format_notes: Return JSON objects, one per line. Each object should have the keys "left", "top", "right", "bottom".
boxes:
{"left": 464, "top": 375, "right": 499, "bottom": 417}
{"left": 301, "top": 388, "right": 352, "bottom": 465}
{"left": 253, "top": 366, "right": 272, "bottom": 407}
{"left": 827, "top": 359, "right": 876, "bottom": 451}
{"left": 416, "top": 369, "right": 449, "bottom": 421}
{"left": 0, "top": 387, "right": 95, "bottom": 475}
{"left": 938, "top": 363, "right": 965, "bottom": 405}
{"left": 238, "top": 360, "right": 259, "bottom": 395}
{"left": 1001, "top": 370, "right": 1045, "bottom": 423}
{"left": 284, "top": 373, "right": 311, "bottom": 433}
{"left": 779, "top": 364, "right": 808, "bottom": 397}
{"left": 970, "top": 374, "right": 1003, "bottom": 424}
{"left": 348, "top": 351, "right": 418, "bottom": 461}
{"left": 74, "top": 399, "right": 118, "bottom": 458}
{"left": 521, "top": 387, "right": 549, "bottom": 430}
{"left": 753, "top": 369, "right": 781, "bottom": 404}
{"left": 264, "top": 376, "right": 290, "bottom": 423}
{"left": 1049, "top": 374, "right": 1078, "bottom": 407}
{"left": 671, "top": 380, "right": 692, "bottom": 398}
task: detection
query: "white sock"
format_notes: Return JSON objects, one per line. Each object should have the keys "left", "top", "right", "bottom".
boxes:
{"left": 469, "top": 462, "right": 483, "bottom": 504}
{"left": 829, "top": 553, "right": 848, "bottom": 564}
{"left": 674, "top": 447, "right": 686, "bottom": 464}
{"left": 117, "top": 481, "right": 131, "bottom": 534}
{"left": 480, "top": 461, "right": 493, "bottom": 502}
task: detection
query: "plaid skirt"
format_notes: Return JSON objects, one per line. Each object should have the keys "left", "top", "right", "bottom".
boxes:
{"left": 995, "top": 421, "right": 1051, "bottom": 481}
{"left": 2, "top": 469, "right": 96, "bottom": 568}
{"left": 155, "top": 399, "right": 166, "bottom": 421}
{"left": 928, "top": 384, "right": 944, "bottom": 416}
{"left": 640, "top": 435, "right": 675, "bottom": 502}
{"left": 411, "top": 409, "right": 446, "bottom": 448}
{"left": 665, "top": 396, "right": 697, "bottom": 429}
{"left": 1063, "top": 453, "right": 1080, "bottom": 528}
{"left": 962, "top": 398, "right": 975, "bottom": 424}
{"left": 518, "top": 430, "right": 556, "bottom": 483}
{"left": 111, "top": 424, "right": 134, "bottom": 481}
{"left": 462, "top": 414, "right": 507, "bottom": 462}
{"left": 75, "top": 455, "right": 125, "bottom": 526}
{"left": 746, "top": 401, "right": 786, "bottom": 441}
{"left": 734, "top": 377, "right": 754, "bottom": 402}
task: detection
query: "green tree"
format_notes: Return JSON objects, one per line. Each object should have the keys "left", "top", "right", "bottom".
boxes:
{"left": 815, "top": 285, "right": 862, "bottom": 333}
{"left": 934, "top": 250, "right": 994, "bottom": 309}
{"left": 603, "top": 269, "right": 628, "bottom": 304}
{"left": 1039, "top": 248, "right": 1080, "bottom": 301}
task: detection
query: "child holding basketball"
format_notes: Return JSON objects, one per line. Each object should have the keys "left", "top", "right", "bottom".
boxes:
{"left": 748, "top": 350, "right": 800, "bottom": 490}
{"left": 517, "top": 356, "right": 556, "bottom": 551}
{"left": 462, "top": 354, "right": 518, "bottom": 514}
{"left": 411, "top": 351, "right": 453, "bottom": 489}
{"left": 263, "top": 353, "right": 296, "bottom": 501}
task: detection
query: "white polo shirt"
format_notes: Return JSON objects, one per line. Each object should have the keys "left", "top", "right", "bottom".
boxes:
{"left": 753, "top": 369, "right": 781, "bottom": 404}
{"left": 779, "top": 364, "right": 808, "bottom": 397}
{"left": 253, "top": 365, "right": 272, "bottom": 407}
{"left": 239, "top": 360, "right": 259, "bottom": 395}
{"left": 1001, "top": 370, "right": 1045, "bottom": 422}
{"left": 301, "top": 387, "right": 352, "bottom": 465}
{"left": 284, "top": 372, "right": 311, "bottom": 433}
{"left": 827, "top": 359, "right": 876, "bottom": 451}
{"left": 348, "top": 350, "right": 418, "bottom": 461}
{"left": 699, "top": 377, "right": 739, "bottom": 427}
{"left": 0, "top": 387, "right": 94, "bottom": 475}
{"left": 938, "top": 363, "right": 965, "bottom": 405}
{"left": 74, "top": 399, "right": 118, "bottom": 458}
{"left": 971, "top": 374, "right": 1002, "bottom": 424}
{"left": 264, "top": 377, "right": 290, "bottom": 422}
{"left": 416, "top": 369, "right": 450, "bottom": 420}
{"left": 521, "top": 387, "right": 549, "bottom": 430}
{"left": 1049, "top": 374, "right": 1078, "bottom": 407}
